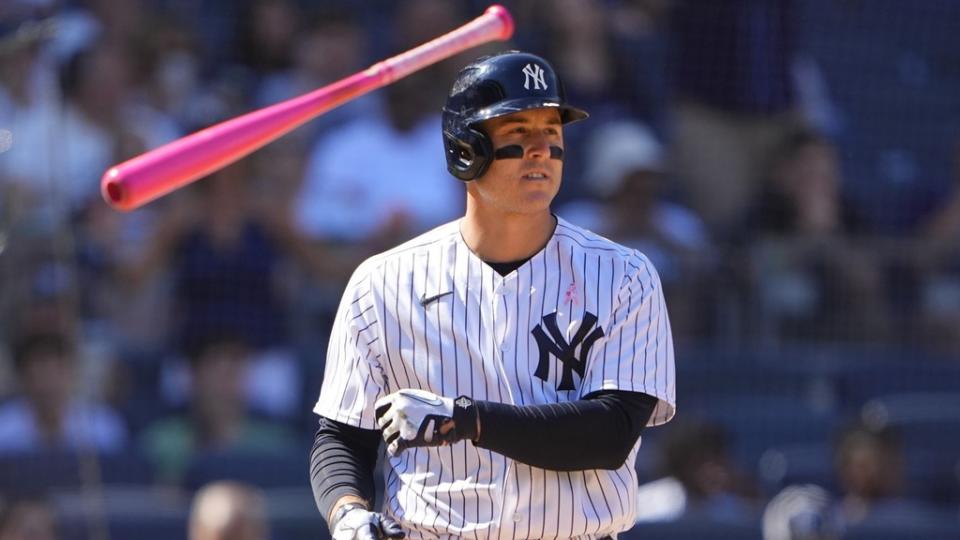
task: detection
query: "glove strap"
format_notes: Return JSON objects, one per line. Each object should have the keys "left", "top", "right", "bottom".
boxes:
{"left": 331, "top": 502, "right": 368, "bottom": 529}
{"left": 452, "top": 395, "right": 478, "bottom": 441}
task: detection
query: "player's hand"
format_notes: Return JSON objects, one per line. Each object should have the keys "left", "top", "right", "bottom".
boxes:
{"left": 331, "top": 506, "right": 404, "bottom": 540}
{"left": 374, "top": 389, "right": 477, "bottom": 456}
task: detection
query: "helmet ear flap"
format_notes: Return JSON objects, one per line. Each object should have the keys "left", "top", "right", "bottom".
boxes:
{"left": 443, "top": 126, "right": 493, "bottom": 181}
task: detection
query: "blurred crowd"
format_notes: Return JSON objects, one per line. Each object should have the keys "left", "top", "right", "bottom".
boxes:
{"left": 0, "top": 0, "right": 959, "bottom": 539}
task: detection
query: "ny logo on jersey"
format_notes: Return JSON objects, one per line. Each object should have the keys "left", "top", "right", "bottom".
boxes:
{"left": 532, "top": 311, "right": 604, "bottom": 391}
{"left": 522, "top": 63, "right": 548, "bottom": 90}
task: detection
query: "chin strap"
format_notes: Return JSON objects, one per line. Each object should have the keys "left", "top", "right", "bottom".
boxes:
{"left": 493, "top": 145, "right": 564, "bottom": 160}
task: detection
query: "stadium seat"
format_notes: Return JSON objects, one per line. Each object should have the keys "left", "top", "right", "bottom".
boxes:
{"left": 841, "top": 506, "right": 960, "bottom": 540}
{"left": 57, "top": 486, "right": 329, "bottom": 540}
{"left": 60, "top": 515, "right": 188, "bottom": 540}
{"left": 676, "top": 364, "right": 817, "bottom": 404}
{"left": 183, "top": 448, "right": 310, "bottom": 491}
{"left": 54, "top": 487, "right": 189, "bottom": 540}
{"left": 838, "top": 363, "right": 960, "bottom": 412}
{"left": 843, "top": 525, "right": 960, "bottom": 540}
{"left": 800, "top": 0, "right": 958, "bottom": 232}
{"left": 264, "top": 487, "right": 330, "bottom": 540}
{"left": 621, "top": 518, "right": 761, "bottom": 540}
{"left": 861, "top": 393, "right": 960, "bottom": 503}
{"left": 755, "top": 393, "right": 960, "bottom": 504}
{"left": 681, "top": 396, "right": 839, "bottom": 469}
{"left": 0, "top": 450, "right": 153, "bottom": 494}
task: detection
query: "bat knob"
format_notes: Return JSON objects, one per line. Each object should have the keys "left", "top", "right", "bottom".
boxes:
{"left": 485, "top": 5, "right": 515, "bottom": 41}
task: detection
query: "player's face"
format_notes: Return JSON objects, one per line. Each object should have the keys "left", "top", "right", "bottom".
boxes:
{"left": 469, "top": 108, "right": 563, "bottom": 215}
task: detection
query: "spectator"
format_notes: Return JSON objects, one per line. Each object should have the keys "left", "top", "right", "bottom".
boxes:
{"left": 558, "top": 120, "right": 712, "bottom": 337}
{"left": 530, "top": 0, "right": 639, "bottom": 114}
{"left": 833, "top": 421, "right": 960, "bottom": 530}
{"left": 525, "top": 0, "right": 648, "bottom": 203}
{"left": 234, "top": 0, "right": 299, "bottom": 77}
{"left": 765, "top": 421, "right": 959, "bottom": 538}
{"left": 254, "top": 5, "right": 373, "bottom": 143}
{"left": 189, "top": 481, "right": 268, "bottom": 540}
{"left": 762, "top": 484, "right": 842, "bottom": 540}
{"left": 634, "top": 420, "right": 758, "bottom": 523}
{"left": 139, "top": 334, "right": 298, "bottom": 483}
{"left": 668, "top": 0, "right": 806, "bottom": 237}
{"left": 140, "top": 8, "right": 205, "bottom": 130}
{"left": 169, "top": 167, "right": 292, "bottom": 360}
{"left": 125, "top": 155, "right": 330, "bottom": 418}
{"left": 384, "top": 0, "right": 471, "bottom": 82}
{"left": 748, "top": 131, "right": 861, "bottom": 236}
{"left": 0, "top": 328, "right": 127, "bottom": 453}
{"left": 72, "top": 187, "right": 167, "bottom": 352}
{"left": 606, "top": 0, "right": 674, "bottom": 130}
{"left": 0, "top": 15, "right": 63, "bottom": 226}
{"left": 294, "top": 69, "right": 463, "bottom": 247}
{"left": 48, "top": 40, "right": 177, "bottom": 216}
{"left": 0, "top": 495, "right": 59, "bottom": 540}
{"left": 292, "top": 0, "right": 466, "bottom": 248}
{"left": 0, "top": 242, "right": 80, "bottom": 347}
{"left": 834, "top": 423, "right": 905, "bottom": 525}
{"left": 745, "top": 130, "right": 890, "bottom": 341}
{"left": 75, "top": 0, "right": 150, "bottom": 50}
{"left": 915, "top": 139, "right": 960, "bottom": 352}
{"left": 148, "top": 0, "right": 246, "bottom": 73}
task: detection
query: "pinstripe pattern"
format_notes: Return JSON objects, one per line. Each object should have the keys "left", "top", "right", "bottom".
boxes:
{"left": 315, "top": 217, "right": 676, "bottom": 540}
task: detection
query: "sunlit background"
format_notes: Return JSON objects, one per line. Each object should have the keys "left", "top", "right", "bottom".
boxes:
{"left": 1, "top": 1, "right": 958, "bottom": 539}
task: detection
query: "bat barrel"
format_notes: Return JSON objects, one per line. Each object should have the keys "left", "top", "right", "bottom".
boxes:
{"left": 102, "top": 71, "right": 378, "bottom": 211}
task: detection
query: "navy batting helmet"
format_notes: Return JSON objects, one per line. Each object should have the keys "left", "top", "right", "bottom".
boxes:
{"left": 442, "top": 50, "right": 589, "bottom": 181}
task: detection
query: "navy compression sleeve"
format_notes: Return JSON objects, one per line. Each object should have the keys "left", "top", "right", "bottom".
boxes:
{"left": 474, "top": 390, "right": 658, "bottom": 471}
{"left": 309, "top": 417, "right": 381, "bottom": 520}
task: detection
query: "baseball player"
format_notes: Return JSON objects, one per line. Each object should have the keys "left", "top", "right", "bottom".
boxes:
{"left": 309, "top": 50, "right": 676, "bottom": 540}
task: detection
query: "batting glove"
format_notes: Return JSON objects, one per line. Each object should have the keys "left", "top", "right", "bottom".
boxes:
{"left": 330, "top": 503, "right": 404, "bottom": 540}
{"left": 374, "top": 389, "right": 478, "bottom": 456}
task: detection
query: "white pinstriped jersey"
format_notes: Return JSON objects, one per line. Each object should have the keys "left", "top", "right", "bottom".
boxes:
{"left": 315, "top": 217, "right": 676, "bottom": 540}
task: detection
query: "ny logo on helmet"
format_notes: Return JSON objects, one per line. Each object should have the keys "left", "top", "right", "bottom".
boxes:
{"left": 522, "top": 63, "right": 548, "bottom": 91}
{"left": 532, "top": 311, "right": 604, "bottom": 391}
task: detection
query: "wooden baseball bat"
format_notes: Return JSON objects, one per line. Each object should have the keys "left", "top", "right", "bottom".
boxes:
{"left": 101, "top": 5, "right": 514, "bottom": 211}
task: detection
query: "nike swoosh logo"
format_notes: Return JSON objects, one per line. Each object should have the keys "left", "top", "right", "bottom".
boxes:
{"left": 419, "top": 291, "right": 453, "bottom": 307}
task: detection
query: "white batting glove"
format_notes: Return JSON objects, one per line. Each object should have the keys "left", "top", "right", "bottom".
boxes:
{"left": 374, "top": 389, "right": 477, "bottom": 456}
{"left": 330, "top": 504, "right": 404, "bottom": 540}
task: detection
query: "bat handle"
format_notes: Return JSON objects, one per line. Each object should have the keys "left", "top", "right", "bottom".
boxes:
{"left": 376, "top": 4, "right": 514, "bottom": 84}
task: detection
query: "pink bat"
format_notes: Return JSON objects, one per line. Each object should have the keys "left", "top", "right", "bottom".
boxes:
{"left": 101, "top": 5, "right": 514, "bottom": 211}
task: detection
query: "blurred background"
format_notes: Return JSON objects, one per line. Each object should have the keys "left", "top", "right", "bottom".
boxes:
{"left": 1, "top": 0, "right": 959, "bottom": 539}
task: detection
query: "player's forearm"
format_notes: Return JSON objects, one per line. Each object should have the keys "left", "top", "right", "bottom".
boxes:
{"left": 310, "top": 417, "right": 381, "bottom": 524}
{"left": 473, "top": 390, "right": 658, "bottom": 471}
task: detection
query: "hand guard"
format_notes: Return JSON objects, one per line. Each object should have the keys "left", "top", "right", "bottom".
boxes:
{"left": 331, "top": 504, "right": 404, "bottom": 540}
{"left": 374, "top": 389, "right": 477, "bottom": 456}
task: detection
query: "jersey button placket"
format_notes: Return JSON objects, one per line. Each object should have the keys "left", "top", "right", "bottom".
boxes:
{"left": 492, "top": 278, "right": 519, "bottom": 407}
{"left": 497, "top": 281, "right": 515, "bottom": 352}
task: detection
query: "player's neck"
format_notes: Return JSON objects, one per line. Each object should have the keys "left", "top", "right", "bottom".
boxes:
{"left": 460, "top": 208, "right": 556, "bottom": 263}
